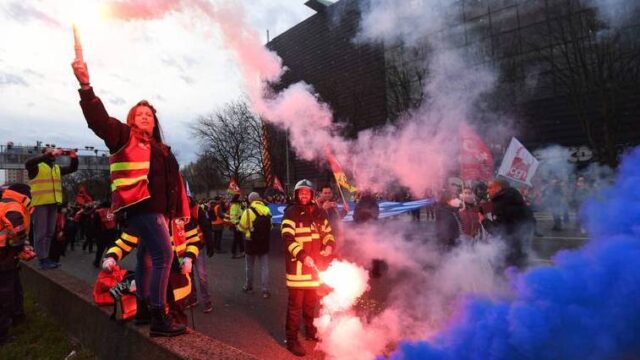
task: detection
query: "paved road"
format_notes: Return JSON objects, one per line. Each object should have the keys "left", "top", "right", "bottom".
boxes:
{"left": 54, "top": 211, "right": 587, "bottom": 359}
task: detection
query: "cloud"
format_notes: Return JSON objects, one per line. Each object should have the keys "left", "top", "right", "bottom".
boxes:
{"left": 0, "top": 72, "right": 28, "bottom": 86}
{"left": 2, "top": 1, "right": 61, "bottom": 27}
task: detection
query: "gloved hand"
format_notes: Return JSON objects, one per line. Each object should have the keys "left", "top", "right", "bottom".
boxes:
{"left": 181, "top": 257, "right": 193, "bottom": 274}
{"left": 102, "top": 257, "right": 116, "bottom": 272}
{"left": 303, "top": 256, "right": 316, "bottom": 270}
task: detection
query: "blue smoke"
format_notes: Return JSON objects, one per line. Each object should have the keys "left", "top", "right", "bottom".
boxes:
{"left": 386, "top": 148, "right": 640, "bottom": 360}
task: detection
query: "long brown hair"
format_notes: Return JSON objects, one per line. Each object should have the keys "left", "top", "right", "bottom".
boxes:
{"left": 126, "top": 100, "right": 168, "bottom": 154}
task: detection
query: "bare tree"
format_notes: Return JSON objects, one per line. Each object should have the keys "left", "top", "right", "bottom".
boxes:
{"left": 61, "top": 169, "right": 110, "bottom": 203}
{"left": 530, "top": 4, "right": 640, "bottom": 166}
{"left": 191, "top": 101, "right": 263, "bottom": 187}
{"left": 182, "top": 153, "right": 224, "bottom": 197}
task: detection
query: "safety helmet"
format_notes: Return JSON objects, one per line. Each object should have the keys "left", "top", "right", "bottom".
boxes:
{"left": 294, "top": 179, "right": 314, "bottom": 192}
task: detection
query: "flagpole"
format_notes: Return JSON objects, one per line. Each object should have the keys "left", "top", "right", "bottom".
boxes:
{"left": 332, "top": 173, "right": 350, "bottom": 213}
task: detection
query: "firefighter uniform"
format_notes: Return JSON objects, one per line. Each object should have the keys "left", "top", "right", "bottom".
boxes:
{"left": 0, "top": 186, "right": 33, "bottom": 343}
{"left": 105, "top": 216, "right": 203, "bottom": 307}
{"left": 281, "top": 182, "right": 335, "bottom": 347}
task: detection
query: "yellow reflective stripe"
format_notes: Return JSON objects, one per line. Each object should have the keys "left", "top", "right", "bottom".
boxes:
{"left": 282, "top": 219, "right": 295, "bottom": 228}
{"left": 286, "top": 273, "right": 312, "bottom": 281}
{"left": 282, "top": 227, "right": 295, "bottom": 236}
{"left": 111, "top": 176, "right": 148, "bottom": 189}
{"left": 286, "top": 281, "right": 321, "bottom": 288}
{"left": 115, "top": 239, "right": 133, "bottom": 252}
{"left": 296, "top": 234, "right": 319, "bottom": 242}
{"left": 185, "top": 229, "right": 199, "bottom": 238}
{"left": 323, "top": 235, "right": 335, "bottom": 245}
{"left": 121, "top": 233, "right": 138, "bottom": 244}
{"left": 109, "top": 247, "right": 123, "bottom": 260}
{"left": 175, "top": 243, "right": 187, "bottom": 252}
{"left": 292, "top": 246, "right": 302, "bottom": 258}
{"left": 110, "top": 161, "right": 150, "bottom": 171}
{"left": 29, "top": 179, "right": 52, "bottom": 185}
{"left": 287, "top": 242, "right": 300, "bottom": 253}
{"left": 186, "top": 245, "right": 199, "bottom": 257}
{"left": 295, "top": 227, "right": 312, "bottom": 233}
{"left": 173, "top": 274, "right": 192, "bottom": 301}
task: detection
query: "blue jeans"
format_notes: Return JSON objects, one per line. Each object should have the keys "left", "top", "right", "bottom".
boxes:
{"left": 245, "top": 253, "right": 269, "bottom": 292}
{"left": 191, "top": 251, "right": 211, "bottom": 304}
{"left": 128, "top": 213, "right": 173, "bottom": 309}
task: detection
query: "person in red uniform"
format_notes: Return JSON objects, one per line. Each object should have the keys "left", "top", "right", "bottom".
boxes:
{"left": 72, "top": 54, "right": 189, "bottom": 337}
{"left": 281, "top": 180, "right": 335, "bottom": 357}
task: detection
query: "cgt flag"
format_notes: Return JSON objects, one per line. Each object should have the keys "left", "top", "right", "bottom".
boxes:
{"left": 325, "top": 148, "right": 357, "bottom": 194}
{"left": 497, "top": 137, "right": 539, "bottom": 185}
{"left": 227, "top": 177, "right": 240, "bottom": 195}
{"left": 459, "top": 123, "right": 494, "bottom": 181}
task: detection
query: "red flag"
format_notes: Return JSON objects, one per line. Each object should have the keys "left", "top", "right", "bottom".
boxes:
{"left": 227, "top": 178, "right": 240, "bottom": 195}
{"left": 325, "top": 148, "right": 357, "bottom": 193}
{"left": 459, "top": 123, "right": 494, "bottom": 181}
{"left": 75, "top": 184, "right": 93, "bottom": 205}
{"left": 272, "top": 176, "right": 285, "bottom": 193}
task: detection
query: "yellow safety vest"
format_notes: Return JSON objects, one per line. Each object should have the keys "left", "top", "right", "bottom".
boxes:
{"left": 29, "top": 163, "right": 63, "bottom": 206}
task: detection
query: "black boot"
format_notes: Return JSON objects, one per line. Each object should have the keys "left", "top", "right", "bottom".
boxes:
{"left": 286, "top": 338, "right": 306, "bottom": 357}
{"left": 134, "top": 298, "right": 150, "bottom": 326}
{"left": 149, "top": 307, "right": 186, "bottom": 337}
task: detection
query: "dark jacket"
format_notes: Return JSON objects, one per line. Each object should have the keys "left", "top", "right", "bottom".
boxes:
{"left": 79, "top": 87, "right": 183, "bottom": 217}
{"left": 435, "top": 205, "right": 461, "bottom": 249}
{"left": 482, "top": 187, "right": 534, "bottom": 267}
{"left": 353, "top": 195, "right": 379, "bottom": 224}
{"left": 25, "top": 154, "right": 78, "bottom": 180}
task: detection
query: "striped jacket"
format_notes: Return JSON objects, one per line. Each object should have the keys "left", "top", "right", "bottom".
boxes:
{"left": 281, "top": 203, "right": 335, "bottom": 288}
{"left": 105, "top": 217, "right": 203, "bottom": 262}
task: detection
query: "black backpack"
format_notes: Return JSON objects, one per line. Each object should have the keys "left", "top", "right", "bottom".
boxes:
{"left": 246, "top": 207, "right": 271, "bottom": 255}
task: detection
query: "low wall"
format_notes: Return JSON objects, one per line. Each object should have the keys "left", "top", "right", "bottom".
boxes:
{"left": 21, "top": 262, "right": 256, "bottom": 360}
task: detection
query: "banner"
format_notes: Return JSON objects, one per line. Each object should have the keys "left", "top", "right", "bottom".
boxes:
{"left": 267, "top": 198, "right": 435, "bottom": 224}
{"left": 227, "top": 178, "right": 240, "bottom": 195}
{"left": 459, "top": 123, "right": 494, "bottom": 181}
{"left": 272, "top": 176, "right": 285, "bottom": 193}
{"left": 497, "top": 137, "right": 539, "bottom": 185}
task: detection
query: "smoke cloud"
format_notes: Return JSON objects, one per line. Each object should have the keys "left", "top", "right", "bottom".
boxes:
{"left": 387, "top": 147, "right": 640, "bottom": 359}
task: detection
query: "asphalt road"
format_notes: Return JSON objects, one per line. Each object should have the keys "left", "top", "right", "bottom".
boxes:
{"left": 53, "top": 211, "right": 587, "bottom": 359}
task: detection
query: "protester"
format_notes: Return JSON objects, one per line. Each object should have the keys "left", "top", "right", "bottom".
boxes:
{"left": 25, "top": 148, "right": 78, "bottom": 269}
{"left": 48, "top": 205, "right": 66, "bottom": 264}
{"left": 481, "top": 178, "right": 535, "bottom": 269}
{"left": 352, "top": 191, "right": 379, "bottom": 224}
{"left": 186, "top": 196, "right": 215, "bottom": 313}
{"left": 209, "top": 196, "right": 226, "bottom": 253}
{"left": 316, "top": 184, "right": 347, "bottom": 244}
{"left": 63, "top": 205, "right": 79, "bottom": 252}
{"left": 0, "top": 184, "right": 36, "bottom": 344}
{"left": 281, "top": 180, "right": 335, "bottom": 357}
{"left": 226, "top": 194, "right": 245, "bottom": 259}
{"left": 435, "top": 190, "right": 462, "bottom": 250}
{"left": 237, "top": 192, "right": 272, "bottom": 299}
{"left": 459, "top": 187, "right": 482, "bottom": 241}
{"left": 93, "top": 201, "right": 118, "bottom": 268}
{"left": 72, "top": 56, "right": 189, "bottom": 337}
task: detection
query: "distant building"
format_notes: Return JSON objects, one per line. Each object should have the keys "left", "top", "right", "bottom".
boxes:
{"left": 266, "top": 0, "right": 640, "bottom": 187}
{"left": 4, "top": 169, "right": 28, "bottom": 184}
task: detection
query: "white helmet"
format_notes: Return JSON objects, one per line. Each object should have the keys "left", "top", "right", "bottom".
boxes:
{"left": 294, "top": 179, "right": 314, "bottom": 192}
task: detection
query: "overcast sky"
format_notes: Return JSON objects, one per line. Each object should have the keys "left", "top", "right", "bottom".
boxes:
{"left": 0, "top": 0, "right": 316, "bottom": 164}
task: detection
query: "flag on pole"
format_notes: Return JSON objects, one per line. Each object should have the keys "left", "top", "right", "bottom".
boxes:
{"left": 227, "top": 178, "right": 240, "bottom": 195}
{"left": 497, "top": 137, "right": 539, "bottom": 185}
{"left": 325, "top": 148, "right": 357, "bottom": 194}
{"left": 272, "top": 176, "right": 285, "bottom": 193}
{"left": 459, "top": 123, "right": 494, "bottom": 181}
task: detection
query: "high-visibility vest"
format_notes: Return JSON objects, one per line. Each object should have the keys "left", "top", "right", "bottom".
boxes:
{"left": 211, "top": 204, "right": 224, "bottom": 226}
{"left": 109, "top": 132, "right": 151, "bottom": 212}
{"left": 0, "top": 194, "right": 30, "bottom": 248}
{"left": 29, "top": 163, "right": 62, "bottom": 206}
